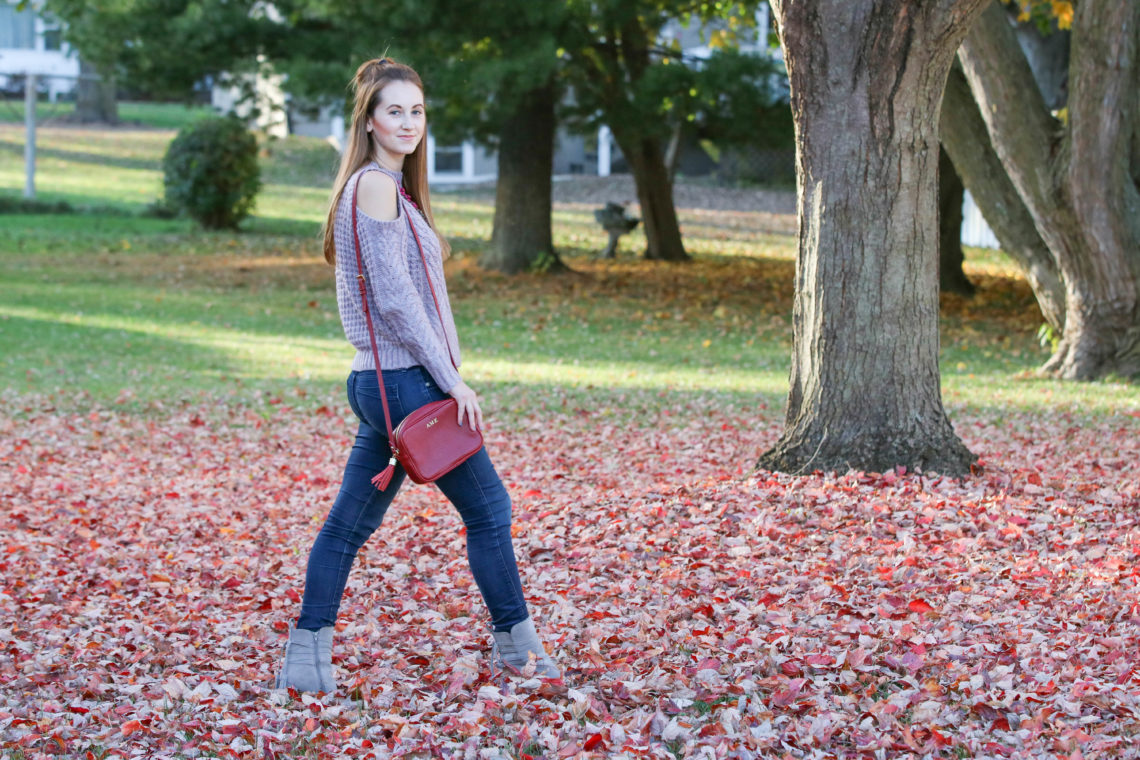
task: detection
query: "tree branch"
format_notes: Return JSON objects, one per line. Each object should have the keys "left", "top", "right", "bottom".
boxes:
{"left": 958, "top": 3, "right": 1061, "bottom": 218}
{"left": 940, "top": 63, "right": 1065, "bottom": 330}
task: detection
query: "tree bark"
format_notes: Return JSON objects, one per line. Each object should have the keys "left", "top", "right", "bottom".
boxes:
{"left": 938, "top": 146, "right": 974, "bottom": 297}
{"left": 612, "top": 130, "right": 689, "bottom": 261}
{"left": 75, "top": 59, "right": 118, "bottom": 124}
{"left": 940, "top": 64, "right": 1065, "bottom": 330}
{"left": 759, "top": 0, "right": 987, "bottom": 477}
{"left": 481, "top": 80, "right": 561, "bottom": 274}
{"left": 959, "top": 3, "right": 1140, "bottom": 379}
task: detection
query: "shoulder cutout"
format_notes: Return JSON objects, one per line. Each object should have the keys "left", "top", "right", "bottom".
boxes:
{"left": 356, "top": 170, "right": 400, "bottom": 222}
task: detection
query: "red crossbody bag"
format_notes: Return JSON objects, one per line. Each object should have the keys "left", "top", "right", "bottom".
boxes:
{"left": 350, "top": 171, "right": 483, "bottom": 490}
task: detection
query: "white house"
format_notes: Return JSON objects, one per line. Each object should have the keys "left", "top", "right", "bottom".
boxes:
{"left": 0, "top": 0, "right": 77, "bottom": 100}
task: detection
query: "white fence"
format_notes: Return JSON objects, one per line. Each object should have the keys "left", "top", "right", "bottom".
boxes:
{"left": 961, "top": 190, "right": 1000, "bottom": 249}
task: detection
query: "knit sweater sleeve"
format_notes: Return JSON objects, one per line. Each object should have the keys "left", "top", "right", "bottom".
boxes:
{"left": 356, "top": 209, "right": 462, "bottom": 394}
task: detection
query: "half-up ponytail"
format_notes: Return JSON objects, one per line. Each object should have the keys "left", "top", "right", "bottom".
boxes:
{"left": 321, "top": 57, "right": 449, "bottom": 265}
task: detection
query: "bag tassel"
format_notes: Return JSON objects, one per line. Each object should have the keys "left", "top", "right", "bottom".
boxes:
{"left": 371, "top": 457, "right": 397, "bottom": 491}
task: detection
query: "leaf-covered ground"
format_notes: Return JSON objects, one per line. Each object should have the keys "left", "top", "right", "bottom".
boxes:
{"left": 2, "top": 395, "right": 1138, "bottom": 759}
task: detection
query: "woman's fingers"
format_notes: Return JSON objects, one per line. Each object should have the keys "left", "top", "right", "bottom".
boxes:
{"left": 448, "top": 381, "right": 481, "bottom": 430}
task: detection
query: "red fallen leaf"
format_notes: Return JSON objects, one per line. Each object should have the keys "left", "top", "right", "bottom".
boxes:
{"left": 286, "top": 588, "right": 301, "bottom": 603}
{"left": 771, "top": 678, "right": 806, "bottom": 707}
{"left": 68, "top": 705, "right": 88, "bottom": 714}
{"left": 972, "top": 702, "right": 1000, "bottom": 721}
{"left": 523, "top": 489, "right": 544, "bottom": 498}
{"left": 908, "top": 599, "right": 934, "bottom": 614}
{"left": 583, "top": 733, "right": 604, "bottom": 751}
{"left": 221, "top": 577, "right": 242, "bottom": 589}
{"left": 1027, "top": 472, "right": 1043, "bottom": 486}
{"left": 304, "top": 717, "right": 318, "bottom": 732}
{"left": 930, "top": 729, "right": 953, "bottom": 747}
{"left": 120, "top": 719, "right": 143, "bottom": 736}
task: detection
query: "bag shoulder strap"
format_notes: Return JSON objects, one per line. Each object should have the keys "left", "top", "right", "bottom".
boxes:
{"left": 402, "top": 194, "right": 459, "bottom": 370}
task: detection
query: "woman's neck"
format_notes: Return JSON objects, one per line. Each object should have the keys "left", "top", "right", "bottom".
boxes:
{"left": 372, "top": 151, "right": 404, "bottom": 173}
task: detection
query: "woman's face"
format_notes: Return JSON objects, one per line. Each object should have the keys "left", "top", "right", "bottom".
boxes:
{"left": 366, "top": 80, "right": 426, "bottom": 166}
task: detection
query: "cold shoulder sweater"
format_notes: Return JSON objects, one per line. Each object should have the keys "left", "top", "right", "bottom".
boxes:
{"left": 334, "top": 163, "right": 462, "bottom": 393}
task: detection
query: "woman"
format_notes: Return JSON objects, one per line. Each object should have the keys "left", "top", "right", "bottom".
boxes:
{"left": 276, "top": 58, "right": 559, "bottom": 693}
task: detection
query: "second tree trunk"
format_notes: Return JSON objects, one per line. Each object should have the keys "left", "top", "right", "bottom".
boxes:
{"left": 482, "top": 81, "right": 559, "bottom": 274}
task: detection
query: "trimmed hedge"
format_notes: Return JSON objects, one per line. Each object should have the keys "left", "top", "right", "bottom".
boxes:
{"left": 162, "top": 117, "right": 261, "bottom": 230}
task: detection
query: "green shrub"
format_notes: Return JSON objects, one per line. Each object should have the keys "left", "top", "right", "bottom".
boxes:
{"left": 162, "top": 116, "right": 261, "bottom": 229}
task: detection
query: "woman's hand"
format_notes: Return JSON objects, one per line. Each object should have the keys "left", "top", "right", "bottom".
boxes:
{"left": 448, "top": 380, "right": 483, "bottom": 431}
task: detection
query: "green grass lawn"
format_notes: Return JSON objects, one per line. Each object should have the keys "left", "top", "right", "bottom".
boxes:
{"left": 0, "top": 108, "right": 1135, "bottom": 423}
{"left": 0, "top": 99, "right": 215, "bottom": 130}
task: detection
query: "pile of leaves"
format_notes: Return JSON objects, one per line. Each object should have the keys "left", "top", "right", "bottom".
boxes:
{"left": 2, "top": 396, "right": 1138, "bottom": 758}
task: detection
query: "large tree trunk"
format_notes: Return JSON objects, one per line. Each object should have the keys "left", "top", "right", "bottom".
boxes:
{"left": 959, "top": 3, "right": 1140, "bottom": 379}
{"left": 75, "top": 59, "right": 118, "bottom": 124}
{"left": 938, "top": 146, "right": 975, "bottom": 297}
{"left": 612, "top": 130, "right": 689, "bottom": 261}
{"left": 481, "top": 81, "right": 560, "bottom": 274}
{"left": 940, "top": 65, "right": 1065, "bottom": 330}
{"left": 759, "top": 0, "right": 986, "bottom": 477}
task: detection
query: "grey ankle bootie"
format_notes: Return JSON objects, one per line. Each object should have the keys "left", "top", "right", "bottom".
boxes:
{"left": 314, "top": 626, "right": 335, "bottom": 693}
{"left": 491, "top": 618, "right": 560, "bottom": 679}
{"left": 275, "top": 625, "right": 336, "bottom": 694}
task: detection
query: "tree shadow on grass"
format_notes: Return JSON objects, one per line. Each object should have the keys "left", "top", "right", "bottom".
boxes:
{"left": 0, "top": 137, "right": 162, "bottom": 172}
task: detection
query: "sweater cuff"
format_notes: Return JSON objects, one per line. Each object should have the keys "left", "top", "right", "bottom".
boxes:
{"left": 431, "top": 364, "right": 462, "bottom": 395}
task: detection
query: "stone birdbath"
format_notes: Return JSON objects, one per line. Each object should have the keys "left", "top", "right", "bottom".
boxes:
{"left": 593, "top": 202, "right": 640, "bottom": 259}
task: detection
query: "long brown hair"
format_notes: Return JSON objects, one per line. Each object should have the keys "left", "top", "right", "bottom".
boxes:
{"left": 322, "top": 57, "right": 449, "bottom": 264}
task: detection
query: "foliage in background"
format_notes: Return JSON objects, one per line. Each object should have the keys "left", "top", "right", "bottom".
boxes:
{"left": 34, "top": 0, "right": 271, "bottom": 103}
{"left": 687, "top": 48, "right": 792, "bottom": 151}
{"left": 1007, "top": 0, "right": 1075, "bottom": 31}
{"left": 162, "top": 117, "right": 262, "bottom": 230}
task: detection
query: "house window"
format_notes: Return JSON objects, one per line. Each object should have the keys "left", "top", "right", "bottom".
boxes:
{"left": 434, "top": 144, "right": 463, "bottom": 174}
{"left": 42, "top": 27, "right": 62, "bottom": 51}
{"left": 0, "top": 4, "right": 37, "bottom": 49}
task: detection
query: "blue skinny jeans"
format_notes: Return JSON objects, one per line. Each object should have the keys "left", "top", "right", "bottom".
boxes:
{"left": 296, "top": 367, "right": 529, "bottom": 633}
